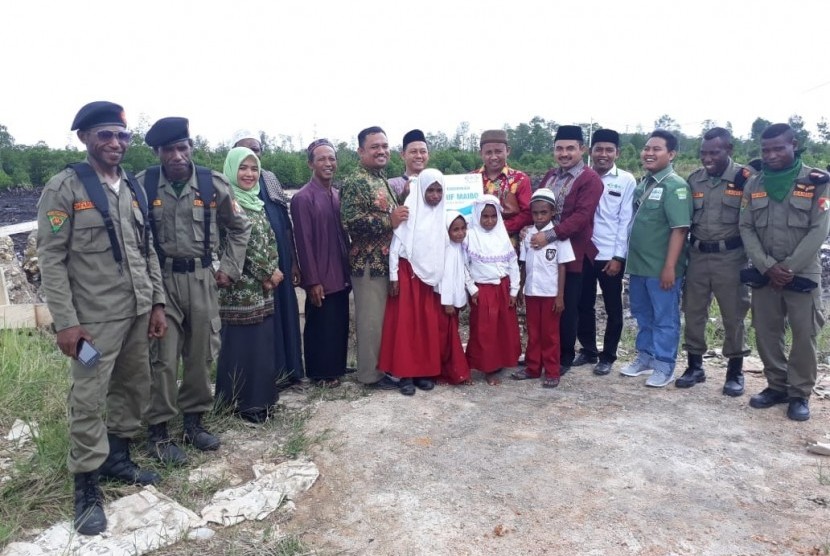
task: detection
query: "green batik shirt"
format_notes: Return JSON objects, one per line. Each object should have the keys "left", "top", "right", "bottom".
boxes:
{"left": 218, "top": 208, "right": 278, "bottom": 325}
{"left": 627, "top": 164, "right": 692, "bottom": 278}
{"left": 340, "top": 165, "right": 398, "bottom": 277}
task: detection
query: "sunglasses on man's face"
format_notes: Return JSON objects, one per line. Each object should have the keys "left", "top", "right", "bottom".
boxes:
{"left": 95, "top": 130, "right": 132, "bottom": 143}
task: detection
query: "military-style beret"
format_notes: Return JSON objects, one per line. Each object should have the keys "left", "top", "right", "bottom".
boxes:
{"left": 402, "top": 129, "right": 427, "bottom": 150}
{"left": 555, "top": 125, "right": 584, "bottom": 143}
{"left": 591, "top": 129, "right": 619, "bottom": 146}
{"left": 71, "top": 101, "right": 126, "bottom": 131}
{"left": 145, "top": 117, "right": 190, "bottom": 147}
{"left": 531, "top": 187, "right": 557, "bottom": 207}
{"left": 480, "top": 129, "right": 508, "bottom": 147}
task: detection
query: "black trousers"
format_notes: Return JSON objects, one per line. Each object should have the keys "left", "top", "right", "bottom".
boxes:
{"left": 304, "top": 289, "right": 350, "bottom": 379}
{"left": 576, "top": 258, "right": 625, "bottom": 363}
{"left": 559, "top": 266, "right": 584, "bottom": 366}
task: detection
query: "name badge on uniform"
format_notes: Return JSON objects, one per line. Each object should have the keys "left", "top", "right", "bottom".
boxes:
{"left": 545, "top": 248, "right": 557, "bottom": 261}
{"left": 648, "top": 188, "right": 663, "bottom": 201}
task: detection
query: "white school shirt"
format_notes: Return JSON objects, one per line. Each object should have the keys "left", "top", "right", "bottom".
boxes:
{"left": 467, "top": 247, "right": 521, "bottom": 296}
{"left": 520, "top": 222, "right": 575, "bottom": 297}
{"left": 592, "top": 164, "right": 636, "bottom": 261}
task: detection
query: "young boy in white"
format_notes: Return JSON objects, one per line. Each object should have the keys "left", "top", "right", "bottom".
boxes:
{"left": 513, "top": 188, "right": 575, "bottom": 388}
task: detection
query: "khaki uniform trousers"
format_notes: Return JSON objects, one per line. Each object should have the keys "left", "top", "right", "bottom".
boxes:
{"left": 351, "top": 265, "right": 388, "bottom": 385}
{"left": 751, "top": 285, "right": 824, "bottom": 398}
{"left": 683, "top": 247, "right": 750, "bottom": 358}
{"left": 68, "top": 313, "right": 150, "bottom": 474}
{"left": 146, "top": 265, "right": 219, "bottom": 424}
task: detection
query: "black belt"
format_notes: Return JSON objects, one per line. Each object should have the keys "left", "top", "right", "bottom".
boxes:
{"left": 169, "top": 257, "right": 211, "bottom": 273}
{"left": 690, "top": 235, "right": 743, "bottom": 253}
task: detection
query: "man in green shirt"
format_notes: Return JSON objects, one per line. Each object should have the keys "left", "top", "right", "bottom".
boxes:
{"left": 620, "top": 130, "right": 692, "bottom": 387}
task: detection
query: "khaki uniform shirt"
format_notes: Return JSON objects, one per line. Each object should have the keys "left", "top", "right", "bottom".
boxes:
{"left": 136, "top": 165, "right": 251, "bottom": 280}
{"left": 688, "top": 159, "right": 749, "bottom": 242}
{"left": 739, "top": 163, "right": 830, "bottom": 280}
{"left": 37, "top": 162, "right": 166, "bottom": 331}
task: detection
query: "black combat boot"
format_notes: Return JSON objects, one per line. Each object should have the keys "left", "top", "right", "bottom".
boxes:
{"left": 73, "top": 471, "right": 107, "bottom": 535}
{"left": 722, "top": 357, "right": 745, "bottom": 397}
{"left": 147, "top": 422, "right": 188, "bottom": 465}
{"left": 183, "top": 413, "right": 220, "bottom": 451}
{"left": 99, "top": 434, "right": 161, "bottom": 485}
{"left": 675, "top": 353, "right": 705, "bottom": 388}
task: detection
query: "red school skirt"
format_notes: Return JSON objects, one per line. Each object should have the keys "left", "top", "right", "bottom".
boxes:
{"left": 377, "top": 258, "right": 442, "bottom": 378}
{"left": 438, "top": 308, "right": 471, "bottom": 384}
{"left": 465, "top": 276, "right": 521, "bottom": 373}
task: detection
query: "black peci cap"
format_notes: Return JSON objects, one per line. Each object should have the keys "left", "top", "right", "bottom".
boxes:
{"left": 591, "top": 129, "right": 620, "bottom": 146}
{"left": 554, "top": 125, "right": 584, "bottom": 143}
{"left": 402, "top": 129, "right": 427, "bottom": 150}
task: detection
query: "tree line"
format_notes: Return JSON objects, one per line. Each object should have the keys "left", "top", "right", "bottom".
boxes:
{"left": 1, "top": 114, "right": 829, "bottom": 190}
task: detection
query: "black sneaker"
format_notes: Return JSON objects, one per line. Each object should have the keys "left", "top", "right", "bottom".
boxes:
{"left": 413, "top": 378, "right": 435, "bottom": 391}
{"left": 572, "top": 353, "right": 598, "bottom": 367}
{"left": 399, "top": 378, "right": 416, "bottom": 396}
{"left": 593, "top": 361, "right": 613, "bottom": 376}
{"left": 366, "top": 375, "right": 400, "bottom": 390}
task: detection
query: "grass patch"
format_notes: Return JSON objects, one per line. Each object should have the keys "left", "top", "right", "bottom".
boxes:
{"left": 0, "top": 328, "right": 329, "bottom": 551}
{"left": 0, "top": 329, "right": 72, "bottom": 546}
{"left": 269, "top": 406, "right": 329, "bottom": 460}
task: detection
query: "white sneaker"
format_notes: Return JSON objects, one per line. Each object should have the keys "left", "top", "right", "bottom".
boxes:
{"left": 645, "top": 361, "right": 675, "bottom": 388}
{"left": 619, "top": 353, "right": 654, "bottom": 377}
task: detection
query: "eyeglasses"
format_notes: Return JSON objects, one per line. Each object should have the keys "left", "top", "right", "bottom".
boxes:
{"left": 95, "top": 130, "right": 132, "bottom": 143}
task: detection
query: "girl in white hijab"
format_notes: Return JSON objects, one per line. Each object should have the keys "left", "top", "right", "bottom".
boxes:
{"left": 377, "top": 169, "right": 447, "bottom": 395}
{"left": 464, "top": 194, "right": 521, "bottom": 384}
{"left": 435, "top": 211, "right": 477, "bottom": 384}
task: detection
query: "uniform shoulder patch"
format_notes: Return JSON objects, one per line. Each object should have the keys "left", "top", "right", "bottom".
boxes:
{"left": 46, "top": 210, "right": 69, "bottom": 233}
{"left": 808, "top": 170, "right": 830, "bottom": 185}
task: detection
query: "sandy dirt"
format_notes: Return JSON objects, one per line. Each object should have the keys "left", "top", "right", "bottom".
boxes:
{"left": 285, "top": 359, "right": 829, "bottom": 556}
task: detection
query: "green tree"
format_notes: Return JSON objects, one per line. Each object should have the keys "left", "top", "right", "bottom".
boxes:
{"left": 750, "top": 117, "right": 772, "bottom": 143}
{"left": 788, "top": 114, "right": 811, "bottom": 147}
{"left": 0, "top": 124, "right": 14, "bottom": 148}
{"left": 817, "top": 118, "right": 830, "bottom": 143}
{"left": 654, "top": 114, "right": 680, "bottom": 132}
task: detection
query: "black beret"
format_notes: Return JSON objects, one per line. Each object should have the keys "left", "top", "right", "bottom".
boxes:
{"left": 402, "top": 129, "right": 427, "bottom": 150}
{"left": 71, "top": 101, "right": 126, "bottom": 131}
{"left": 591, "top": 129, "right": 620, "bottom": 147}
{"left": 555, "top": 125, "right": 584, "bottom": 143}
{"left": 145, "top": 117, "right": 190, "bottom": 148}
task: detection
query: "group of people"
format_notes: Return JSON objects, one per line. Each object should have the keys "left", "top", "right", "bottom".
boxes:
{"left": 36, "top": 100, "right": 828, "bottom": 537}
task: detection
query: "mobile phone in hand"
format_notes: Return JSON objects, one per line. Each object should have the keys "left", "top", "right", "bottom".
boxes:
{"left": 77, "top": 339, "right": 101, "bottom": 367}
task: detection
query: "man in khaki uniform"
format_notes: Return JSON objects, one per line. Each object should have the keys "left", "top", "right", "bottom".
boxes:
{"left": 137, "top": 117, "right": 251, "bottom": 463}
{"left": 37, "top": 101, "right": 168, "bottom": 535}
{"left": 677, "top": 127, "right": 752, "bottom": 396}
{"left": 739, "top": 123, "right": 830, "bottom": 421}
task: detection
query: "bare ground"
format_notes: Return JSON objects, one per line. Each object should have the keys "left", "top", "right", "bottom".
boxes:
{"left": 285, "top": 359, "right": 829, "bottom": 556}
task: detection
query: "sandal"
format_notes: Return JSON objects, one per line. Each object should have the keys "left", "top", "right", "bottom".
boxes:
{"left": 485, "top": 375, "right": 502, "bottom": 386}
{"left": 511, "top": 369, "right": 540, "bottom": 381}
{"left": 315, "top": 378, "right": 341, "bottom": 389}
{"left": 542, "top": 377, "right": 560, "bottom": 389}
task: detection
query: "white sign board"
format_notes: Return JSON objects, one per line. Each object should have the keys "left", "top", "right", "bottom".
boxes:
{"left": 443, "top": 174, "right": 483, "bottom": 217}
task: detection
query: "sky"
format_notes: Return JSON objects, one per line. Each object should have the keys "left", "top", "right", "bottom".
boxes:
{"left": 3, "top": 0, "right": 829, "bottom": 150}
